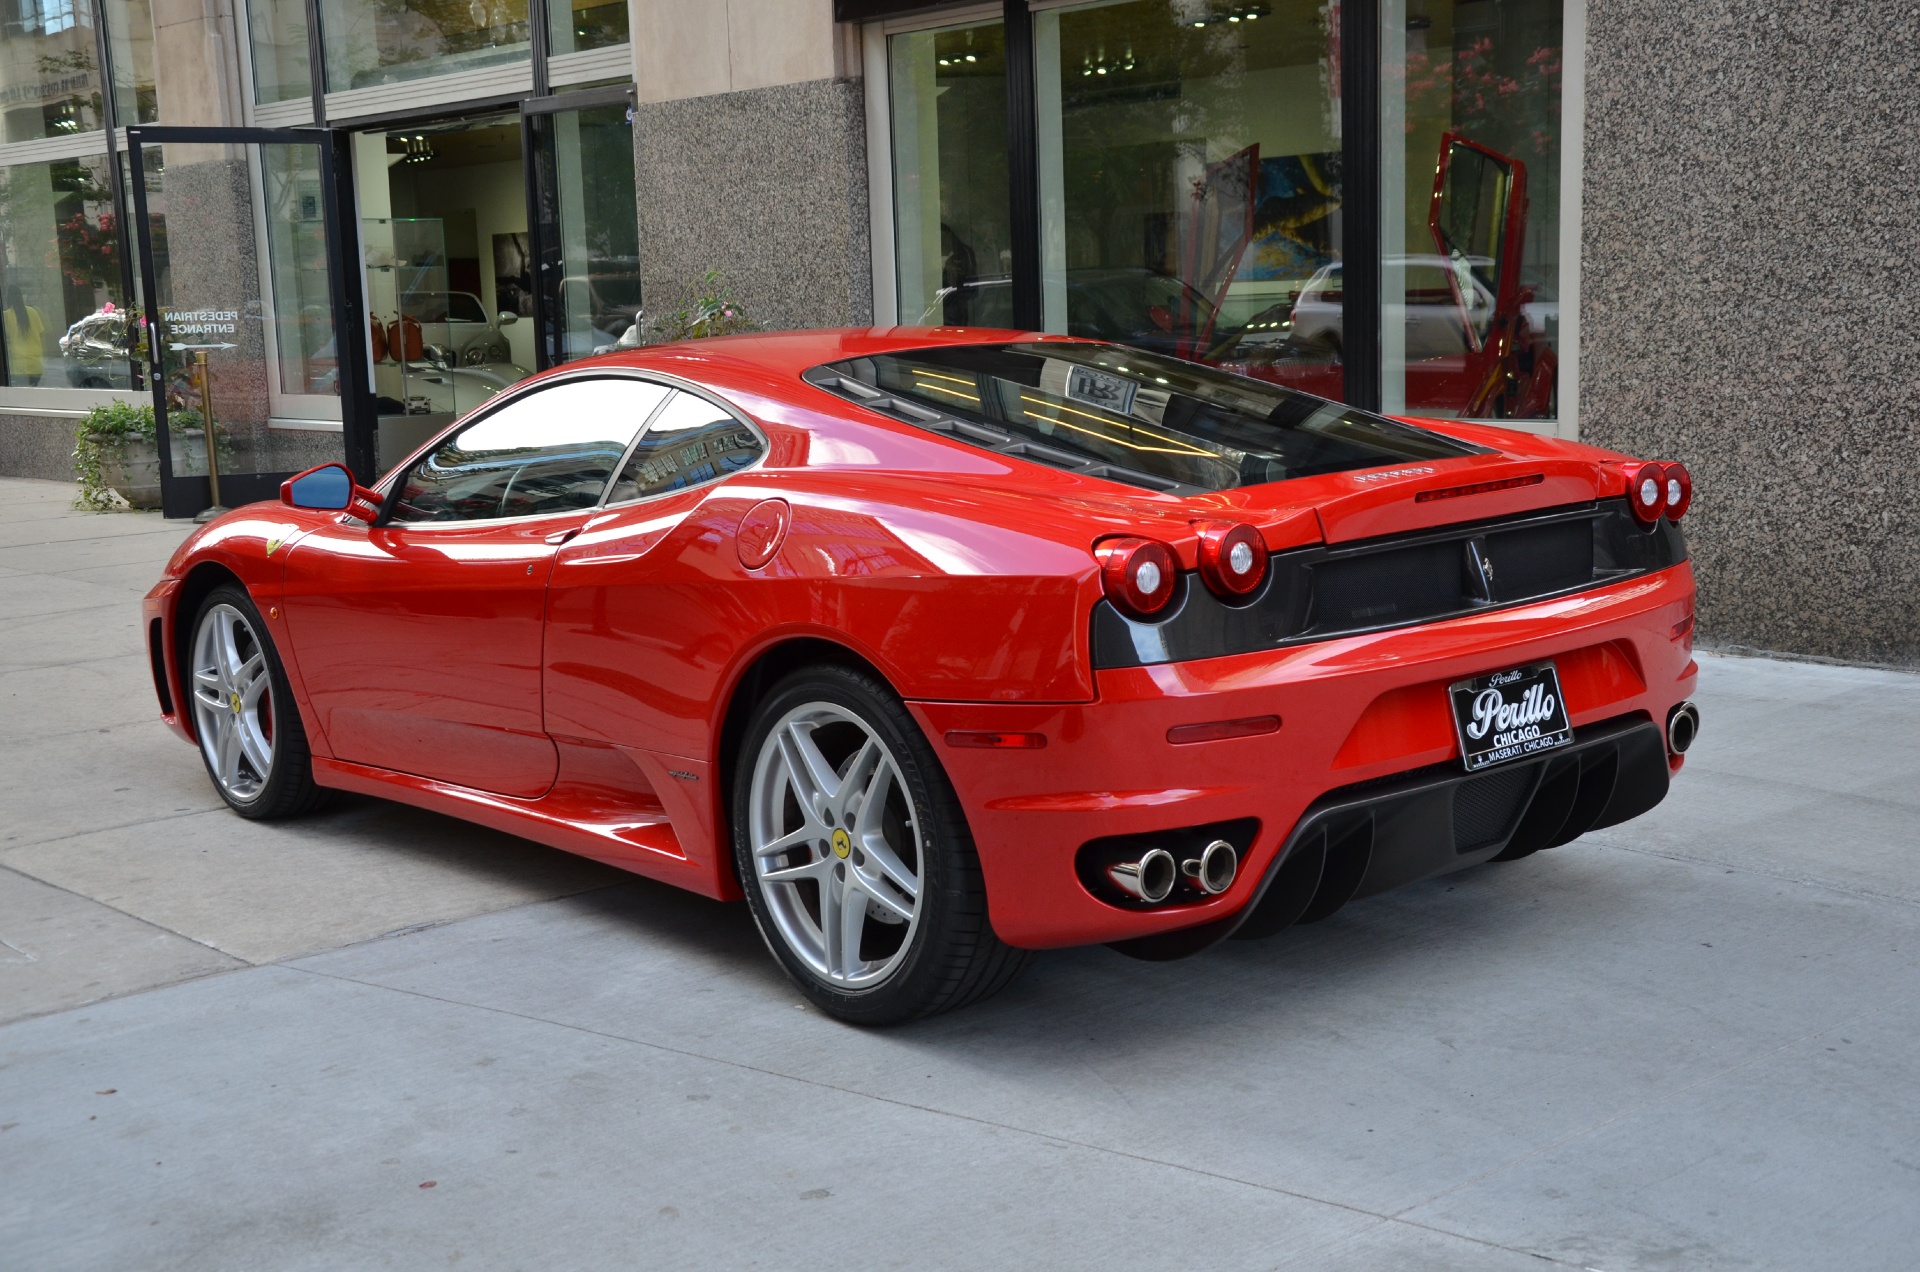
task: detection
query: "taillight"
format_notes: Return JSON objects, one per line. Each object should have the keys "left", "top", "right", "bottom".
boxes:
{"left": 1097, "top": 537, "right": 1178, "bottom": 619}
{"left": 1624, "top": 461, "right": 1667, "bottom": 524}
{"left": 1195, "top": 522, "right": 1268, "bottom": 598}
{"left": 1662, "top": 462, "right": 1692, "bottom": 520}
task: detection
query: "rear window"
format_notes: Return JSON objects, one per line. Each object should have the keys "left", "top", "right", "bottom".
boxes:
{"left": 809, "top": 342, "right": 1480, "bottom": 494}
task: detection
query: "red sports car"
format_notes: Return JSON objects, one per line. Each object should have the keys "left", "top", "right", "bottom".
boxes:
{"left": 143, "top": 330, "right": 1700, "bottom": 1023}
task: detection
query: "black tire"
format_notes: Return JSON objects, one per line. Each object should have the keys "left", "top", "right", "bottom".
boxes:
{"left": 731, "top": 664, "right": 1028, "bottom": 1025}
{"left": 187, "top": 584, "right": 330, "bottom": 821}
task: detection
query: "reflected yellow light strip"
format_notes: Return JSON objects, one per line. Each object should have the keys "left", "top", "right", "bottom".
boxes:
{"left": 1017, "top": 393, "right": 1215, "bottom": 458}
{"left": 912, "top": 378, "right": 981, "bottom": 404}
{"left": 911, "top": 369, "right": 977, "bottom": 387}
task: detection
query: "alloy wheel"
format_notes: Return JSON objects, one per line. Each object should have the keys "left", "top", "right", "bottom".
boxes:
{"left": 747, "top": 702, "right": 924, "bottom": 990}
{"left": 190, "top": 603, "right": 275, "bottom": 802}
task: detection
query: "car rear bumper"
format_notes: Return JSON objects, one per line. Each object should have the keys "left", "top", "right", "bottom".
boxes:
{"left": 909, "top": 564, "right": 1697, "bottom": 950}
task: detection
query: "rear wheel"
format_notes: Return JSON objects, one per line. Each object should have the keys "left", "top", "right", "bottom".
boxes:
{"left": 188, "top": 585, "right": 328, "bottom": 820}
{"left": 732, "top": 665, "right": 1027, "bottom": 1024}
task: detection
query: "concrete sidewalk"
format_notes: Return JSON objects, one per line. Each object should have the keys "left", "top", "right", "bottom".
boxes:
{"left": 2, "top": 475, "right": 1916, "bottom": 1270}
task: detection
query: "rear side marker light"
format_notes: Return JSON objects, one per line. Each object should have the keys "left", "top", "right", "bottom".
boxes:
{"left": 1670, "top": 615, "right": 1695, "bottom": 643}
{"left": 1413, "top": 473, "right": 1545, "bottom": 503}
{"left": 945, "top": 730, "right": 1047, "bottom": 750}
{"left": 1167, "top": 715, "right": 1281, "bottom": 745}
{"left": 1195, "top": 522, "right": 1268, "bottom": 597}
{"left": 1096, "top": 537, "right": 1178, "bottom": 619}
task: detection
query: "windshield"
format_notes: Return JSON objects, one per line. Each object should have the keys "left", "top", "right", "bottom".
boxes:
{"left": 816, "top": 342, "right": 1481, "bottom": 493}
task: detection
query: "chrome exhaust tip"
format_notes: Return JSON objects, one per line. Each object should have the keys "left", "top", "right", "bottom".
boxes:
{"left": 1667, "top": 700, "right": 1700, "bottom": 755}
{"left": 1182, "top": 839, "right": 1239, "bottom": 895}
{"left": 1109, "top": 848, "right": 1178, "bottom": 904}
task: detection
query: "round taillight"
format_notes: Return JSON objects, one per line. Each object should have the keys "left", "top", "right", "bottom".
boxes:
{"left": 1663, "top": 462, "right": 1692, "bottom": 521}
{"left": 1626, "top": 461, "right": 1666, "bottom": 524}
{"left": 1097, "top": 537, "right": 1178, "bottom": 619}
{"left": 1196, "top": 522, "right": 1268, "bottom": 598}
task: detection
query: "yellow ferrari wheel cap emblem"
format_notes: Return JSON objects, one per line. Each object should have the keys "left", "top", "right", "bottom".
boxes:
{"left": 831, "top": 828, "right": 851, "bottom": 859}
{"left": 229, "top": 692, "right": 243, "bottom": 714}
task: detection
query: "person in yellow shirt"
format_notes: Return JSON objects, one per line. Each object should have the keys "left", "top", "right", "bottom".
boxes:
{"left": 5, "top": 285, "right": 47, "bottom": 386}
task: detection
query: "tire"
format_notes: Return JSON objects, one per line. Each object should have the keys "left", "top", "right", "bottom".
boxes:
{"left": 731, "top": 664, "right": 1028, "bottom": 1024}
{"left": 187, "top": 584, "right": 329, "bottom": 820}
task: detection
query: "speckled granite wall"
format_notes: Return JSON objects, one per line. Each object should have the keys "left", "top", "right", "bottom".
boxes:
{"left": 635, "top": 77, "right": 872, "bottom": 331}
{"left": 0, "top": 414, "right": 82, "bottom": 483}
{"left": 1581, "top": 1, "right": 1920, "bottom": 665}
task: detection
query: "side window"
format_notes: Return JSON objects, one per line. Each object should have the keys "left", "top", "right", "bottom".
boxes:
{"left": 606, "top": 390, "right": 764, "bottom": 503}
{"left": 392, "top": 378, "right": 671, "bottom": 523}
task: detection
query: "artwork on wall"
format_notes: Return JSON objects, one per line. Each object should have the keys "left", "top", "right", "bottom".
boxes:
{"left": 492, "top": 233, "right": 532, "bottom": 319}
{"left": 1239, "top": 154, "right": 1343, "bottom": 282}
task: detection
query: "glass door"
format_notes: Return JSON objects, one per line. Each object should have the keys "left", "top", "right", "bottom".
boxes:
{"left": 127, "top": 126, "right": 374, "bottom": 519}
{"left": 523, "top": 87, "right": 642, "bottom": 370}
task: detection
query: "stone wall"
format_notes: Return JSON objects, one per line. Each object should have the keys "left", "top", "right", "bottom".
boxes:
{"left": 1580, "top": 1, "right": 1920, "bottom": 664}
{"left": 634, "top": 77, "right": 872, "bottom": 332}
{"left": 0, "top": 413, "right": 81, "bottom": 484}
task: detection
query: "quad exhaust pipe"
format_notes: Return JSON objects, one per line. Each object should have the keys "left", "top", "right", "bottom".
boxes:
{"left": 1667, "top": 700, "right": 1701, "bottom": 755}
{"left": 1107, "top": 840, "right": 1238, "bottom": 905}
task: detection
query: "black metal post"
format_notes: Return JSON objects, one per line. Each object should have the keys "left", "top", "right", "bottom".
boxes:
{"left": 320, "top": 130, "right": 377, "bottom": 481}
{"left": 304, "top": 0, "right": 329, "bottom": 124}
{"left": 124, "top": 134, "right": 172, "bottom": 488}
{"left": 529, "top": 0, "right": 551, "bottom": 98}
{"left": 1003, "top": 0, "right": 1042, "bottom": 331}
{"left": 1340, "top": 0, "right": 1382, "bottom": 411}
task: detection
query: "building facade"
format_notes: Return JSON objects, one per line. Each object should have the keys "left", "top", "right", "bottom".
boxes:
{"left": 0, "top": 0, "right": 1911, "bottom": 663}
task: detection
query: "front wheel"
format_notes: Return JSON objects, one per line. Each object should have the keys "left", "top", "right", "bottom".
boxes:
{"left": 188, "top": 585, "right": 328, "bottom": 820}
{"left": 732, "top": 665, "right": 1027, "bottom": 1024}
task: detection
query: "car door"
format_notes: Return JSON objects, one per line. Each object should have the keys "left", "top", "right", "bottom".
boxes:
{"left": 280, "top": 374, "right": 670, "bottom": 797}
{"left": 543, "top": 387, "right": 768, "bottom": 758}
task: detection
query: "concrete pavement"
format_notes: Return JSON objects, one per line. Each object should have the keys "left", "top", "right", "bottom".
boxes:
{"left": 1, "top": 475, "right": 1916, "bottom": 1270}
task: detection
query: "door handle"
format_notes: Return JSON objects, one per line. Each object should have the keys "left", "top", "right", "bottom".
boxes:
{"left": 545, "top": 528, "right": 580, "bottom": 546}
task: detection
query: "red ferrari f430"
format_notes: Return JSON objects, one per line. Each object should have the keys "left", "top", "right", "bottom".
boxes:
{"left": 143, "top": 330, "right": 1699, "bottom": 1022}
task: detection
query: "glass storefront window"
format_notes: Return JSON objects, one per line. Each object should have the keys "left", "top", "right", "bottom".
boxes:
{"left": 243, "top": 0, "right": 311, "bottom": 104}
{"left": 533, "top": 101, "right": 640, "bottom": 363}
{"left": 103, "top": 0, "right": 157, "bottom": 123}
{"left": 0, "top": 0, "right": 108, "bottom": 142}
{"left": 887, "top": 17, "right": 1009, "bottom": 327}
{"left": 261, "top": 144, "right": 336, "bottom": 398}
{"left": 1034, "top": 0, "right": 1344, "bottom": 399}
{"left": 1382, "top": 0, "right": 1562, "bottom": 420}
{"left": 320, "top": 0, "right": 531, "bottom": 92}
{"left": 0, "top": 153, "right": 135, "bottom": 387}
{"left": 549, "top": 0, "right": 626, "bottom": 57}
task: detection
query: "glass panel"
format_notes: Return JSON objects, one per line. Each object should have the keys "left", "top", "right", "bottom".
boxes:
{"left": 0, "top": 0, "right": 108, "bottom": 141}
{"left": 0, "top": 152, "right": 136, "bottom": 387}
{"left": 823, "top": 342, "right": 1473, "bottom": 494}
{"left": 887, "top": 18, "right": 1008, "bottom": 325}
{"left": 103, "top": 0, "right": 158, "bottom": 123}
{"left": 548, "top": 0, "right": 626, "bottom": 56}
{"left": 136, "top": 141, "right": 345, "bottom": 483}
{"left": 1382, "top": 0, "right": 1561, "bottom": 421}
{"left": 391, "top": 376, "right": 656, "bottom": 522}
{"left": 607, "top": 390, "right": 762, "bottom": 503}
{"left": 320, "top": 0, "right": 530, "bottom": 92}
{"left": 531, "top": 101, "right": 641, "bottom": 365}
{"left": 243, "top": 0, "right": 313, "bottom": 104}
{"left": 354, "top": 113, "right": 535, "bottom": 472}
{"left": 260, "top": 145, "right": 335, "bottom": 397}
{"left": 1033, "top": 1, "right": 1344, "bottom": 399}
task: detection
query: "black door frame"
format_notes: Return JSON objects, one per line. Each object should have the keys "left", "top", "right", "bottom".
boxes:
{"left": 521, "top": 84, "right": 637, "bottom": 373}
{"left": 126, "top": 125, "right": 376, "bottom": 518}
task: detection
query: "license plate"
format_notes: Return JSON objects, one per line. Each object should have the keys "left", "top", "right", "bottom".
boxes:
{"left": 1448, "top": 662, "right": 1574, "bottom": 772}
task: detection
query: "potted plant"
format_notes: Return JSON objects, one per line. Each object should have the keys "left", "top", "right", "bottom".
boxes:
{"left": 72, "top": 402, "right": 205, "bottom": 511}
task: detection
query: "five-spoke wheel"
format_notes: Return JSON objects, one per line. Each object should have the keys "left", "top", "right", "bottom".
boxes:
{"left": 733, "top": 664, "right": 1028, "bottom": 1023}
{"left": 188, "top": 585, "right": 327, "bottom": 819}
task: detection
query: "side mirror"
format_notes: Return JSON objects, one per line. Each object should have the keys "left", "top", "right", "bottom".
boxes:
{"left": 282, "top": 463, "right": 382, "bottom": 518}
{"left": 496, "top": 310, "right": 518, "bottom": 326}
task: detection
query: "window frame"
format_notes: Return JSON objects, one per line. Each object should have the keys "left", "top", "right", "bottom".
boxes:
{"left": 373, "top": 367, "right": 767, "bottom": 528}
